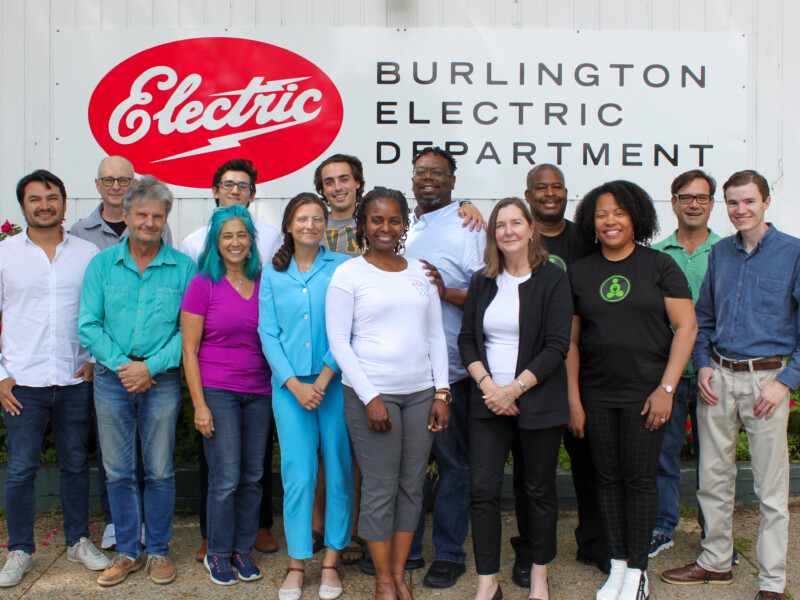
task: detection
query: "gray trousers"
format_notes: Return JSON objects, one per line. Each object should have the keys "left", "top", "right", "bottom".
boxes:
{"left": 343, "top": 385, "right": 434, "bottom": 541}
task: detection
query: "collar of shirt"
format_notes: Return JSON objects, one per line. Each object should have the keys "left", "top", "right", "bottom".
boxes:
{"left": 657, "top": 228, "right": 721, "bottom": 254}
{"left": 732, "top": 222, "right": 776, "bottom": 254}
{"left": 411, "top": 200, "right": 460, "bottom": 229}
{"left": 112, "top": 235, "right": 177, "bottom": 272}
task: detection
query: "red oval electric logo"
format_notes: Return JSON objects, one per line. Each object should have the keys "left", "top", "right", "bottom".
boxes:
{"left": 88, "top": 37, "right": 343, "bottom": 188}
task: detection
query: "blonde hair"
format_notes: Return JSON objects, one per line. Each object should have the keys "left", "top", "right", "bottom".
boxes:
{"left": 483, "top": 197, "right": 548, "bottom": 278}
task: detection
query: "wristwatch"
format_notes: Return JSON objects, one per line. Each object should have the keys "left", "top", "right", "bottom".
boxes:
{"left": 659, "top": 382, "right": 675, "bottom": 394}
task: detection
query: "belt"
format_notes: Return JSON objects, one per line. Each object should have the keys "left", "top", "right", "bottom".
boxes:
{"left": 711, "top": 349, "right": 783, "bottom": 372}
{"left": 128, "top": 356, "right": 179, "bottom": 375}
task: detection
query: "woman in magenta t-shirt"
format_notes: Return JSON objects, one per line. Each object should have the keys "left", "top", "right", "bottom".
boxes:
{"left": 180, "top": 205, "right": 272, "bottom": 586}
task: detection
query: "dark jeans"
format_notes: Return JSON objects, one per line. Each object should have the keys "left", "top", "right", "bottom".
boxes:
{"left": 203, "top": 388, "right": 271, "bottom": 557}
{"left": 3, "top": 383, "right": 93, "bottom": 554}
{"left": 513, "top": 427, "right": 607, "bottom": 560}
{"left": 471, "top": 417, "right": 564, "bottom": 574}
{"left": 409, "top": 378, "right": 471, "bottom": 563}
{"left": 199, "top": 415, "right": 276, "bottom": 539}
{"left": 585, "top": 403, "right": 666, "bottom": 571}
{"left": 655, "top": 376, "right": 705, "bottom": 538}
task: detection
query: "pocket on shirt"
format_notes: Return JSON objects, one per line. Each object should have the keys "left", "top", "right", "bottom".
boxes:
{"left": 155, "top": 287, "right": 184, "bottom": 325}
{"left": 753, "top": 276, "right": 786, "bottom": 315}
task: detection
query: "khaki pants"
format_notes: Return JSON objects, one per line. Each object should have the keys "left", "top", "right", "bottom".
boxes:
{"left": 696, "top": 358, "right": 790, "bottom": 592}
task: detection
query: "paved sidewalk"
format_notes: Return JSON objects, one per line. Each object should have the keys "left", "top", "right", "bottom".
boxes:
{"left": 0, "top": 504, "right": 797, "bottom": 599}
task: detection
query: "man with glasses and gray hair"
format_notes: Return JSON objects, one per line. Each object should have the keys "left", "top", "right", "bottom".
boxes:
{"left": 71, "top": 155, "right": 173, "bottom": 248}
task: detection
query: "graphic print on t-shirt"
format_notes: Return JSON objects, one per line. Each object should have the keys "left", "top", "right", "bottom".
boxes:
{"left": 548, "top": 254, "right": 567, "bottom": 271}
{"left": 325, "top": 225, "right": 359, "bottom": 255}
{"left": 411, "top": 281, "right": 430, "bottom": 296}
{"left": 600, "top": 275, "right": 630, "bottom": 302}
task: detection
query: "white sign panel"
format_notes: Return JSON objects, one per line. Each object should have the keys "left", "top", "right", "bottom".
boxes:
{"left": 54, "top": 28, "right": 747, "bottom": 199}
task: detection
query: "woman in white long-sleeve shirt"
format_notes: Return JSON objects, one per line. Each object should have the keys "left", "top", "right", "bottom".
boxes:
{"left": 326, "top": 187, "right": 450, "bottom": 600}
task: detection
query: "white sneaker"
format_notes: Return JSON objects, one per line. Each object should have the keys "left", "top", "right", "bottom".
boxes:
{"left": 68, "top": 537, "right": 111, "bottom": 571}
{"left": 618, "top": 568, "right": 649, "bottom": 600}
{"left": 0, "top": 550, "right": 33, "bottom": 587}
{"left": 596, "top": 558, "right": 627, "bottom": 600}
{"left": 101, "top": 523, "right": 116, "bottom": 550}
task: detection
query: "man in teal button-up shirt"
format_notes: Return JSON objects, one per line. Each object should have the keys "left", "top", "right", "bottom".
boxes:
{"left": 79, "top": 176, "right": 195, "bottom": 587}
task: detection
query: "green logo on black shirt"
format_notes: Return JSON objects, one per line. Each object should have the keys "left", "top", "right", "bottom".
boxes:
{"left": 600, "top": 275, "right": 630, "bottom": 302}
{"left": 548, "top": 255, "right": 567, "bottom": 271}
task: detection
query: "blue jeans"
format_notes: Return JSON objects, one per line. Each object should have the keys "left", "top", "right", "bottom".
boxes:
{"left": 3, "top": 383, "right": 92, "bottom": 554}
{"left": 409, "top": 378, "right": 470, "bottom": 563}
{"left": 94, "top": 365, "right": 181, "bottom": 559}
{"left": 655, "top": 376, "right": 704, "bottom": 538}
{"left": 203, "top": 387, "right": 271, "bottom": 558}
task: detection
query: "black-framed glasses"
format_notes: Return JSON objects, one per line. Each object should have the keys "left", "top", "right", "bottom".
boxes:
{"left": 675, "top": 194, "right": 712, "bottom": 205}
{"left": 99, "top": 177, "right": 132, "bottom": 187}
{"left": 412, "top": 167, "right": 452, "bottom": 179}
{"left": 219, "top": 180, "right": 254, "bottom": 192}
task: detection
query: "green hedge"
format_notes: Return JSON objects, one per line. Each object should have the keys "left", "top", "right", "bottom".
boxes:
{"left": 1, "top": 387, "right": 798, "bottom": 468}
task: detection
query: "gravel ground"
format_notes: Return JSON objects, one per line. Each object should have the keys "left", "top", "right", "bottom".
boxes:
{"left": 1, "top": 503, "right": 797, "bottom": 599}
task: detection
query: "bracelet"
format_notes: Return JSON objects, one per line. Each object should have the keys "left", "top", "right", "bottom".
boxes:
{"left": 434, "top": 389, "right": 452, "bottom": 406}
{"left": 477, "top": 373, "right": 490, "bottom": 388}
{"left": 516, "top": 378, "right": 528, "bottom": 394}
{"left": 458, "top": 199, "right": 472, "bottom": 207}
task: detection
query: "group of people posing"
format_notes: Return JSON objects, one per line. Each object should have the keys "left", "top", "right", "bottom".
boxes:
{"left": 0, "top": 147, "right": 796, "bottom": 600}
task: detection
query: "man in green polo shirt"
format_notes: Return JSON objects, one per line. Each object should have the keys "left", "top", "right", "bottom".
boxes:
{"left": 649, "top": 169, "right": 721, "bottom": 558}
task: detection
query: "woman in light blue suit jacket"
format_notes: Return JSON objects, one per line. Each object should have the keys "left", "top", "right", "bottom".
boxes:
{"left": 259, "top": 193, "right": 353, "bottom": 600}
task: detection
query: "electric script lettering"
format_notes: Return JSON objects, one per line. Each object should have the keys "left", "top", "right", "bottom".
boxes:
{"left": 374, "top": 61, "right": 714, "bottom": 167}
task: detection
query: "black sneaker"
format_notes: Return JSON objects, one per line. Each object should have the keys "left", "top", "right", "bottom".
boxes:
{"left": 356, "top": 555, "right": 425, "bottom": 576}
{"left": 422, "top": 560, "right": 466, "bottom": 589}
{"left": 648, "top": 531, "right": 674, "bottom": 558}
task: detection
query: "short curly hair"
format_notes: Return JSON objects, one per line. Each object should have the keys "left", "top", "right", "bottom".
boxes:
{"left": 355, "top": 187, "right": 409, "bottom": 251}
{"left": 573, "top": 180, "right": 659, "bottom": 246}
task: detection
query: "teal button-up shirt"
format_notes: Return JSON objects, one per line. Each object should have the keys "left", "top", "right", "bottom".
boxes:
{"left": 652, "top": 228, "right": 721, "bottom": 377}
{"left": 79, "top": 237, "right": 197, "bottom": 376}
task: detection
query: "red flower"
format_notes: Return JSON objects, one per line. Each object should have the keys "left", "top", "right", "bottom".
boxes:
{"left": 1, "top": 221, "right": 13, "bottom": 233}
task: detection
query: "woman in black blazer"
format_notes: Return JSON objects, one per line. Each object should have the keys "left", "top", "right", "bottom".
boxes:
{"left": 458, "top": 198, "right": 572, "bottom": 600}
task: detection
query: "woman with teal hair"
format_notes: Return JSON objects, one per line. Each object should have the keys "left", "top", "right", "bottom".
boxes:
{"left": 181, "top": 205, "right": 274, "bottom": 586}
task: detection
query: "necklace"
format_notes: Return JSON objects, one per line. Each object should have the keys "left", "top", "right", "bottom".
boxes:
{"left": 297, "top": 263, "right": 313, "bottom": 272}
{"left": 228, "top": 274, "right": 246, "bottom": 292}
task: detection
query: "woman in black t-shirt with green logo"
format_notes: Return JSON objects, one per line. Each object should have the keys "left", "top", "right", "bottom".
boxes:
{"left": 566, "top": 181, "right": 696, "bottom": 600}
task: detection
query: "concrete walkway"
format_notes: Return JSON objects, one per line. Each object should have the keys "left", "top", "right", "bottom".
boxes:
{"left": 1, "top": 504, "right": 797, "bottom": 599}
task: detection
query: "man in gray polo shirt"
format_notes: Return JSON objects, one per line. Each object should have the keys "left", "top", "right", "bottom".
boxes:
{"left": 71, "top": 155, "right": 173, "bottom": 249}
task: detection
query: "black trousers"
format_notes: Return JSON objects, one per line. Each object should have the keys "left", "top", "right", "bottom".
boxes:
{"left": 198, "top": 419, "right": 276, "bottom": 538}
{"left": 470, "top": 416, "right": 564, "bottom": 575}
{"left": 512, "top": 427, "right": 607, "bottom": 560}
{"left": 584, "top": 403, "right": 666, "bottom": 571}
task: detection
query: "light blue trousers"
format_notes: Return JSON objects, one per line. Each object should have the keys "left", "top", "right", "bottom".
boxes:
{"left": 273, "top": 374, "right": 354, "bottom": 559}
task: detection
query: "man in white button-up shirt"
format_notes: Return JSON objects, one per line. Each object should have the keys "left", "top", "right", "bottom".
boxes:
{"left": 0, "top": 170, "right": 108, "bottom": 588}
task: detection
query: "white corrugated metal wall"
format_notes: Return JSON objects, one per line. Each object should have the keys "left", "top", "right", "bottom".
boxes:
{"left": 1, "top": 0, "right": 797, "bottom": 242}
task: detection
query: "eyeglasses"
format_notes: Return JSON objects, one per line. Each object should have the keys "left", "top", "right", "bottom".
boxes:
{"left": 219, "top": 180, "right": 254, "bottom": 192}
{"left": 294, "top": 216, "right": 326, "bottom": 226}
{"left": 675, "top": 194, "right": 712, "bottom": 205}
{"left": 98, "top": 177, "right": 132, "bottom": 187}
{"left": 412, "top": 167, "right": 452, "bottom": 179}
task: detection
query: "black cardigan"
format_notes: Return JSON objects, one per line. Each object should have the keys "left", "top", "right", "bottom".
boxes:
{"left": 457, "top": 261, "right": 573, "bottom": 430}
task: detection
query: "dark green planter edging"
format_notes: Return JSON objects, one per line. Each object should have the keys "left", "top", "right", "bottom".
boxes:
{"left": 1, "top": 462, "right": 798, "bottom": 513}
